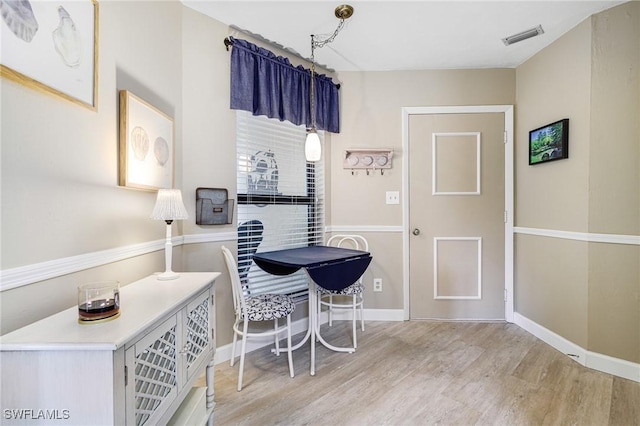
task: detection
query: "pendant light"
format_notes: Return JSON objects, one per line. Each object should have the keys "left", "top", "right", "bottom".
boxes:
{"left": 305, "top": 128, "right": 322, "bottom": 162}
{"left": 305, "top": 4, "right": 354, "bottom": 162}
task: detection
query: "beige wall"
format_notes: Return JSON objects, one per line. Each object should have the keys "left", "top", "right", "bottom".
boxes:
{"left": 515, "top": 20, "right": 592, "bottom": 231}
{"left": 514, "top": 18, "right": 592, "bottom": 348}
{"left": 1, "top": 1, "right": 183, "bottom": 269}
{"left": 514, "top": 235, "right": 589, "bottom": 347}
{"left": 0, "top": 0, "right": 187, "bottom": 333}
{"left": 587, "top": 2, "right": 640, "bottom": 363}
{"left": 333, "top": 69, "right": 515, "bottom": 227}
{"left": 331, "top": 70, "right": 515, "bottom": 310}
{"left": 179, "top": 7, "right": 238, "bottom": 345}
{"left": 515, "top": 2, "right": 639, "bottom": 363}
{"left": 589, "top": 1, "right": 640, "bottom": 236}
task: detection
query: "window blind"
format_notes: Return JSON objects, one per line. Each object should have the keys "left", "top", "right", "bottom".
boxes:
{"left": 236, "top": 111, "right": 325, "bottom": 301}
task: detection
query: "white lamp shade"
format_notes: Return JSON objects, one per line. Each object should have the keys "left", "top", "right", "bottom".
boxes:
{"left": 151, "top": 189, "right": 189, "bottom": 221}
{"left": 305, "top": 130, "right": 322, "bottom": 162}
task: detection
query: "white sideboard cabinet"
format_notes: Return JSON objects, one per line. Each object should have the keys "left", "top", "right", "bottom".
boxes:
{"left": 0, "top": 272, "right": 219, "bottom": 425}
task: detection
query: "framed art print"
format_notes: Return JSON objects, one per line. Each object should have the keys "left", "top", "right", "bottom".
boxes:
{"left": 529, "top": 119, "right": 569, "bottom": 165}
{"left": 119, "top": 90, "right": 174, "bottom": 191}
{"left": 0, "top": 0, "right": 98, "bottom": 110}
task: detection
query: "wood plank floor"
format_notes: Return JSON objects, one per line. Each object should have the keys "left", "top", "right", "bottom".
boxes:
{"left": 209, "top": 321, "right": 640, "bottom": 425}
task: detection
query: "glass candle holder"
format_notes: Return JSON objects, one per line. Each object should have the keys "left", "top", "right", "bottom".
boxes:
{"left": 78, "top": 281, "right": 120, "bottom": 323}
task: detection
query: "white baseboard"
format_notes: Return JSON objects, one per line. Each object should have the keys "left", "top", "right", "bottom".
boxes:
{"left": 514, "top": 312, "right": 639, "bottom": 383}
{"left": 363, "top": 308, "right": 405, "bottom": 321}
{"left": 586, "top": 350, "right": 640, "bottom": 382}
{"left": 214, "top": 308, "right": 404, "bottom": 365}
{"left": 514, "top": 312, "right": 588, "bottom": 365}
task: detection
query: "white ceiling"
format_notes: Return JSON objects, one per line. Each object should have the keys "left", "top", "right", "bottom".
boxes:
{"left": 183, "top": 0, "right": 627, "bottom": 72}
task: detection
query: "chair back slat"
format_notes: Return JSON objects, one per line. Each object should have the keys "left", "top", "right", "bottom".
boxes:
{"left": 327, "top": 234, "right": 369, "bottom": 284}
{"left": 327, "top": 234, "right": 369, "bottom": 252}
{"left": 222, "top": 245, "right": 248, "bottom": 318}
{"left": 237, "top": 220, "right": 264, "bottom": 285}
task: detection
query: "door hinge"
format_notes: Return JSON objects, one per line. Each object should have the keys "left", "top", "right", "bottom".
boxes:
{"left": 504, "top": 211, "right": 508, "bottom": 223}
{"left": 503, "top": 131, "right": 508, "bottom": 144}
{"left": 124, "top": 365, "right": 128, "bottom": 386}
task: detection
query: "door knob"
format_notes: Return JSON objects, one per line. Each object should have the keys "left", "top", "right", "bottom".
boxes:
{"left": 412, "top": 228, "right": 421, "bottom": 236}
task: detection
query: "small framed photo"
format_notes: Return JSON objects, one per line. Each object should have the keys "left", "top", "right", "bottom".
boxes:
{"left": 0, "top": 0, "right": 98, "bottom": 110}
{"left": 119, "top": 90, "right": 174, "bottom": 190}
{"left": 529, "top": 119, "right": 569, "bottom": 165}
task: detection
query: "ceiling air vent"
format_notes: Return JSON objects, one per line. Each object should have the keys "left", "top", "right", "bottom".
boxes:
{"left": 502, "top": 25, "right": 544, "bottom": 46}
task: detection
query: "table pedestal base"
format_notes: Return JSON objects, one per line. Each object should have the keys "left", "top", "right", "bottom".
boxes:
{"left": 273, "top": 280, "right": 354, "bottom": 376}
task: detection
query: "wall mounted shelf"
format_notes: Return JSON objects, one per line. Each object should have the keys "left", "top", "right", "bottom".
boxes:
{"left": 344, "top": 149, "right": 393, "bottom": 174}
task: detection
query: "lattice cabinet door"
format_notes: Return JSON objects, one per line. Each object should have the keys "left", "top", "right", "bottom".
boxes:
{"left": 181, "top": 289, "right": 212, "bottom": 383}
{"left": 125, "top": 316, "right": 179, "bottom": 426}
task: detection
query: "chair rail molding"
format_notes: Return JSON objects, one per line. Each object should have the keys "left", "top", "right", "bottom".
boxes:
{"left": 514, "top": 227, "right": 640, "bottom": 245}
{"left": 1, "top": 228, "right": 406, "bottom": 291}
{"left": 325, "top": 225, "right": 403, "bottom": 233}
{"left": 0, "top": 232, "right": 237, "bottom": 292}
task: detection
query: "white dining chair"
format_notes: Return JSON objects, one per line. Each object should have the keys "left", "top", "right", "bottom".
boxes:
{"left": 317, "top": 234, "right": 368, "bottom": 349}
{"left": 221, "top": 246, "right": 295, "bottom": 391}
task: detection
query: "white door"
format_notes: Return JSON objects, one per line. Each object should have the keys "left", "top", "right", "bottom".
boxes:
{"left": 408, "top": 111, "right": 508, "bottom": 320}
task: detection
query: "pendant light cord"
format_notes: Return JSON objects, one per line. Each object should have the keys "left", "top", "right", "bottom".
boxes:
{"left": 310, "top": 35, "right": 317, "bottom": 131}
{"left": 308, "top": 5, "right": 353, "bottom": 135}
{"left": 309, "top": 14, "right": 348, "bottom": 131}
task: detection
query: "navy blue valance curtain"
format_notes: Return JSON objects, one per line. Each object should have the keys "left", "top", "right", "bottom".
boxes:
{"left": 229, "top": 37, "right": 340, "bottom": 133}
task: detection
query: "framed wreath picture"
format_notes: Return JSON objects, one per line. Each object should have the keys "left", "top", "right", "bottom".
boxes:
{"left": 0, "top": 0, "right": 98, "bottom": 110}
{"left": 119, "top": 90, "right": 174, "bottom": 190}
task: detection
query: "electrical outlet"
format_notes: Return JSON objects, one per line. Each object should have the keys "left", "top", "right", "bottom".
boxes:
{"left": 373, "top": 278, "right": 382, "bottom": 292}
{"left": 385, "top": 191, "right": 400, "bottom": 205}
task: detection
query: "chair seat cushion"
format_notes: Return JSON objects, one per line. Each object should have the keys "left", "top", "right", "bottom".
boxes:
{"left": 318, "top": 282, "right": 364, "bottom": 296}
{"left": 244, "top": 294, "right": 295, "bottom": 321}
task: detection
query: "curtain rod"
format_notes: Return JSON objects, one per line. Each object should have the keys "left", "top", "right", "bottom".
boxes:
{"left": 223, "top": 26, "right": 338, "bottom": 74}
{"left": 223, "top": 36, "right": 341, "bottom": 90}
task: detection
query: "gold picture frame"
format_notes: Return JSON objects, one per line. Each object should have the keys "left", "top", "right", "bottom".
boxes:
{"left": 119, "top": 90, "right": 175, "bottom": 191}
{"left": 0, "top": 0, "right": 99, "bottom": 110}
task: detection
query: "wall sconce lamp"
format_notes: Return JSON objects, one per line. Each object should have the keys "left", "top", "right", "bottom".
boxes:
{"left": 151, "top": 189, "right": 188, "bottom": 280}
{"left": 305, "top": 4, "right": 354, "bottom": 162}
